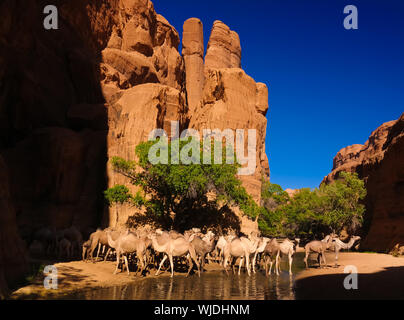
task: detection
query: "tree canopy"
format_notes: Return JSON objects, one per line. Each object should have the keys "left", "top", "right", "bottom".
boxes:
{"left": 260, "top": 172, "right": 366, "bottom": 239}
{"left": 104, "top": 139, "right": 260, "bottom": 232}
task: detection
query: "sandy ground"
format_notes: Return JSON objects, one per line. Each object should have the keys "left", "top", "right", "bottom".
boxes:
{"left": 294, "top": 251, "right": 404, "bottom": 300}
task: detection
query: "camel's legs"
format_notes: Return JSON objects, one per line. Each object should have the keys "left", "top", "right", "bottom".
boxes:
{"left": 277, "top": 254, "right": 281, "bottom": 275}
{"left": 275, "top": 252, "right": 280, "bottom": 275}
{"left": 169, "top": 254, "right": 174, "bottom": 278}
{"left": 269, "top": 257, "right": 274, "bottom": 275}
{"left": 124, "top": 255, "right": 130, "bottom": 275}
{"left": 288, "top": 253, "right": 293, "bottom": 275}
{"left": 304, "top": 251, "right": 309, "bottom": 269}
{"left": 322, "top": 250, "right": 327, "bottom": 268}
{"left": 188, "top": 251, "right": 200, "bottom": 277}
{"left": 89, "top": 241, "right": 98, "bottom": 263}
{"left": 252, "top": 253, "right": 258, "bottom": 274}
{"left": 186, "top": 255, "right": 193, "bottom": 277}
{"left": 104, "top": 248, "right": 111, "bottom": 261}
{"left": 246, "top": 254, "right": 251, "bottom": 276}
{"left": 238, "top": 257, "right": 244, "bottom": 276}
{"left": 199, "top": 254, "right": 205, "bottom": 273}
{"left": 114, "top": 251, "right": 120, "bottom": 274}
{"left": 223, "top": 254, "right": 229, "bottom": 276}
{"left": 263, "top": 256, "right": 269, "bottom": 276}
{"left": 96, "top": 243, "right": 102, "bottom": 260}
{"left": 335, "top": 248, "right": 340, "bottom": 267}
{"left": 156, "top": 255, "right": 168, "bottom": 276}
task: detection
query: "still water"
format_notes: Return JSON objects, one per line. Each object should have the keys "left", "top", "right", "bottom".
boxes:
{"left": 62, "top": 253, "right": 306, "bottom": 300}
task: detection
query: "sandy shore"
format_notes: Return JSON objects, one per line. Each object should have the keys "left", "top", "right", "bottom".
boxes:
{"left": 10, "top": 259, "right": 222, "bottom": 300}
{"left": 294, "top": 251, "right": 404, "bottom": 300}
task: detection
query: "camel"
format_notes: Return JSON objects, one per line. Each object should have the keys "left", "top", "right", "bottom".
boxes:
{"left": 82, "top": 240, "right": 92, "bottom": 261}
{"left": 107, "top": 231, "right": 149, "bottom": 275}
{"left": 33, "top": 227, "right": 56, "bottom": 256}
{"left": 63, "top": 226, "right": 83, "bottom": 258}
{"left": 330, "top": 236, "right": 361, "bottom": 266}
{"left": 58, "top": 238, "right": 72, "bottom": 259}
{"left": 262, "top": 238, "right": 281, "bottom": 276}
{"left": 191, "top": 233, "right": 216, "bottom": 272}
{"left": 276, "top": 239, "right": 298, "bottom": 275}
{"left": 87, "top": 229, "right": 122, "bottom": 262}
{"left": 252, "top": 237, "right": 270, "bottom": 274}
{"left": 150, "top": 232, "right": 200, "bottom": 278}
{"left": 304, "top": 234, "right": 336, "bottom": 269}
{"left": 215, "top": 234, "right": 236, "bottom": 264}
{"left": 223, "top": 236, "right": 259, "bottom": 276}
{"left": 28, "top": 240, "right": 44, "bottom": 257}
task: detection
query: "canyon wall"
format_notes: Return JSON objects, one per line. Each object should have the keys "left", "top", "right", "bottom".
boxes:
{"left": 324, "top": 113, "right": 404, "bottom": 252}
{"left": 0, "top": 0, "right": 269, "bottom": 294}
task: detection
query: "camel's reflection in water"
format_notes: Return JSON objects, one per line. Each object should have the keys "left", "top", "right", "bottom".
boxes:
{"left": 73, "top": 270, "right": 297, "bottom": 300}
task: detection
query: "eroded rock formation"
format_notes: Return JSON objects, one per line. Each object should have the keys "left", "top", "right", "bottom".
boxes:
{"left": 182, "top": 18, "right": 204, "bottom": 114}
{"left": 324, "top": 113, "right": 404, "bottom": 252}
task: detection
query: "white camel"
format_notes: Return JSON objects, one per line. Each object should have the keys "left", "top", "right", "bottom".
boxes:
{"left": 215, "top": 234, "right": 235, "bottom": 265}
{"left": 223, "top": 236, "right": 259, "bottom": 276}
{"left": 330, "top": 236, "right": 361, "bottom": 267}
{"left": 277, "top": 238, "right": 298, "bottom": 275}
{"left": 150, "top": 232, "right": 200, "bottom": 278}
{"left": 252, "top": 237, "right": 270, "bottom": 274}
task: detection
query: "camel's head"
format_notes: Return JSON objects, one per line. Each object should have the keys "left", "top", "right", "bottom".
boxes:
{"left": 206, "top": 230, "right": 215, "bottom": 238}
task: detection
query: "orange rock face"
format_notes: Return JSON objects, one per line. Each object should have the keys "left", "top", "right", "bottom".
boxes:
{"left": 0, "top": 0, "right": 270, "bottom": 291}
{"left": 324, "top": 113, "right": 404, "bottom": 252}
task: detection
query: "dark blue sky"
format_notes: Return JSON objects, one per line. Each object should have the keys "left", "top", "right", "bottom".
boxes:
{"left": 154, "top": 0, "right": 404, "bottom": 189}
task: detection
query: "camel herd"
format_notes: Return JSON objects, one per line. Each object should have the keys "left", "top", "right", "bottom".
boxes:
{"left": 27, "top": 225, "right": 361, "bottom": 278}
{"left": 79, "top": 228, "right": 361, "bottom": 277}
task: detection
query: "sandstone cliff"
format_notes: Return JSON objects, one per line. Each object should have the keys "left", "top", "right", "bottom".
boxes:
{"left": 324, "top": 113, "right": 404, "bottom": 252}
{"left": 0, "top": 0, "right": 269, "bottom": 294}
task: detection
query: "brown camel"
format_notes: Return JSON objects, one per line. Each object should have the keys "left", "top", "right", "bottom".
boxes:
{"left": 191, "top": 232, "right": 216, "bottom": 272}
{"left": 304, "top": 234, "right": 336, "bottom": 269}
{"left": 58, "top": 238, "right": 72, "bottom": 259}
{"left": 262, "top": 238, "right": 281, "bottom": 276}
{"left": 107, "top": 231, "right": 149, "bottom": 275}
{"left": 87, "top": 229, "right": 122, "bottom": 262}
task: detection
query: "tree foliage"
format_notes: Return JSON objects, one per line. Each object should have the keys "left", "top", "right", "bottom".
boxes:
{"left": 105, "top": 139, "right": 259, "bottom": 231}
{"left": 259, "top": 172, "right": 366, "bottom": 239}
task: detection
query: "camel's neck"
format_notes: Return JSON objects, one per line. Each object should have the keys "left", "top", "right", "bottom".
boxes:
{"left": 346, "top": 238, "right": 357, "bottom": 249}
{"left": 107, "top": 233, "right": 117, "bottom": 249}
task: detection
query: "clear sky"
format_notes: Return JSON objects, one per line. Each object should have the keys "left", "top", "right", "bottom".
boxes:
{"left": 153, "top": 0, "right": 404, "bottom": 190}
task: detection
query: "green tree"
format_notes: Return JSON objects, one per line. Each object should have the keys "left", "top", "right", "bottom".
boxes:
{"left": 319, "top": 171, "right": 366, "bottom": 234}
{"left": 282, "top": 188, "right": 328, "bottom": 239}
{"left": 259, "top": 181, "right": 290, "bottom": 237}
{"left": 105, "top": 139, "right": 259, "bottom": 231}
{"left": 259, "top": 172, "right": 366, "bottom": 240}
